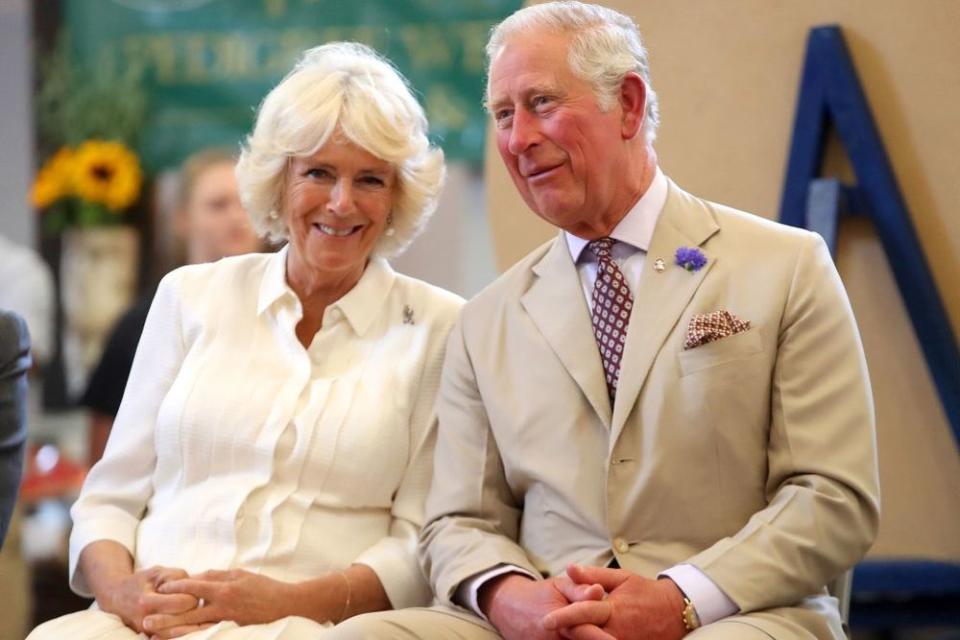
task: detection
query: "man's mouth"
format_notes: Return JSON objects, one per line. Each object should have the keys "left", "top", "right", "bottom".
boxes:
{"left": 523, "top": 163, "right": 561, "bottom": 179}
{"left": 312, "top": 223, "right": 362, "bottom": 237}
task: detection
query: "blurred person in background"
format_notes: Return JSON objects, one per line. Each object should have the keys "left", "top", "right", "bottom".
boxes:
{"left": 82, "top": 148, "right": 262, "bottom": 466}
{"left": 0, "top": 230, "right": 55, "bottom": 640}
{"left": 0, "top": 234, "right": 55, "bottom": 370}
{"left": 0, "top": 309, "right": 31, "bottom": 546}
{"left": 0, "top": 310, "right": 32, "bottom": 640}
{"left": 28, "top": 41, "right": 462, "bottom": 640}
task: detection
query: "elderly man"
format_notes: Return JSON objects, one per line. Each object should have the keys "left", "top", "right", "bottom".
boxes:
{"left": 333, "top": 2, "right": 879, "bottom": 639}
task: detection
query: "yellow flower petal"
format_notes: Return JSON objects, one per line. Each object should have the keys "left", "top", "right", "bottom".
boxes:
{"left": 72, "top": 140, "right": 142, "bottom": 211}
{"left": 31, "top": 146, "right": 76, "bottom": 208}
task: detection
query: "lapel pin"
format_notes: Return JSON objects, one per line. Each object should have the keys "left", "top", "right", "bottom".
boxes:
{"left": 653, "top": 258, "right": 666, "bottom": 273}
{"left": 403, "top": 305, "right": 415, "bottom": 325}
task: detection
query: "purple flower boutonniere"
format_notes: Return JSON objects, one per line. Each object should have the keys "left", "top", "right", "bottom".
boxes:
{"left": 675, "top": 246, "right": 708, "bottom": 272}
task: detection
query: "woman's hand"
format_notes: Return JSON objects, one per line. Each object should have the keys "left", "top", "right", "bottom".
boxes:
{"left": 99, "top": 565, "right": 199, "bottom": 634}
{"left": 141, "top": 563, "right": 386, "bottom": 638}
{"left": 143, "top": 569, "right": 301, "bottom": 638}
{"left": 78, "top": 541, "right": 198, "bottom": 634}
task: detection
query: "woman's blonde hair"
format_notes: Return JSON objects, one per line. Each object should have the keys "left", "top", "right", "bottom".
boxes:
{"left": 236, "top": 42, "right": 445, "bottom": 257}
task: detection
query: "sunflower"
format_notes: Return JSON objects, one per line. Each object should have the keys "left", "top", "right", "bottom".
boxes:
{"left": 31, "top": 146, "right": 75, "bottom": 208}
{"left": 72, "top": 140, "right": 143, "bottom": 211}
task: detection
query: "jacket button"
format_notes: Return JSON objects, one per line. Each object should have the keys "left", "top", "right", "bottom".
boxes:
{"left": 613, "top": 537, "right": 629, "bottom": 554}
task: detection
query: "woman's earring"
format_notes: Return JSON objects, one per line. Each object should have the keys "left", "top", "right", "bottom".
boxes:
{"left": 385, "top": 213, "right": 395, "bottom": 237}
{"left": 268, "top": 210, "right": 279, "bottom": 221}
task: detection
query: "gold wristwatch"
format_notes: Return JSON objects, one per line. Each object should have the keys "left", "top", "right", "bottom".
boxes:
{"left": 682, "top": 596, "right": 701, "bottom": 632}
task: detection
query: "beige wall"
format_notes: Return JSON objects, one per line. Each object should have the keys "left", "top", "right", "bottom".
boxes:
{"left": 485, "top": 0, "right": 960, "bottom": 560}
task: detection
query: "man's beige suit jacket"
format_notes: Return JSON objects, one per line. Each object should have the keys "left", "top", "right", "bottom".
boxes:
{"left": 420, "top": 181, "right": 880, "bottom": 639}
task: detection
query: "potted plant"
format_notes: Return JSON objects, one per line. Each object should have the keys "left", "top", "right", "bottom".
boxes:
{"left": 31, "top": 34, "right": 148, "bottom": 398}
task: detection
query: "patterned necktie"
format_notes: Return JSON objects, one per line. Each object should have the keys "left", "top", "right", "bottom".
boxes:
{"left": 589, "top": 237, "right": 634, "bottom": 403}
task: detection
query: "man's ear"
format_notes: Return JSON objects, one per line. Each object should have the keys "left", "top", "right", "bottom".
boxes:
{"left": 619, "top": 72, "right": 646, "bottom": 139}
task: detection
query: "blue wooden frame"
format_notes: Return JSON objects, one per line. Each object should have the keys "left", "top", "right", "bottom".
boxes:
{"left": 780, "top": 25, "right": 960, "bottom": 447}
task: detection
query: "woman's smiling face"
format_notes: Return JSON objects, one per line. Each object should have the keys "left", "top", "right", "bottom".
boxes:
{"left": 283, "top": 137, "right": 397, "bottom": 283}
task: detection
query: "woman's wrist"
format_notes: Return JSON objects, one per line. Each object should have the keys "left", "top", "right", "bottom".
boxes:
{"left": 289, "top": 573, "right": 349, "bottom": 624}
{"left": 94, "top": 573, "right": 127, "bottom": 611}
{"left": 338, "top": 570, "right": 353, "bottom": 622}
{"left": 78, "top": 541, "right": 134, "bottom": 613}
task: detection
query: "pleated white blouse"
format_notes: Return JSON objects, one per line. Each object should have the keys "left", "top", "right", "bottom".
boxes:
{"left": 68, "top": 247, "right": 463, "bottom": 610}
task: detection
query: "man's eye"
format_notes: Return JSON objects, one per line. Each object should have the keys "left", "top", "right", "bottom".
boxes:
{"left": 532, "top": 95, "right": 553, "bottom": 109}
{"left": 494, "top": 110, "right": 513, "bottom": 128}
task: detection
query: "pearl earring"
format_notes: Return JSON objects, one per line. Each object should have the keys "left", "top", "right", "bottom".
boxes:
{"left": 385, "top": 213, "right": 395, "bottom": 237}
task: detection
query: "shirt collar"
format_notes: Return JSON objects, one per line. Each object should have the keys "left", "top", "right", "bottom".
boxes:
{"left": 257, "top": 244, "right": 293, "bottom": 316}
{"left": 565, "top": 166, "right": 668, "bottom": 262}
{"left": 257, "top": 244, "right": 397, "bottom": 337}
{"left": 330, "top": 256, "right": 396, "bottom": 336}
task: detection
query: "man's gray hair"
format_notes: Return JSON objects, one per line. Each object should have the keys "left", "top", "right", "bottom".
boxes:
{"left": 487, "top": 1, "right": 660, "bottom": 144}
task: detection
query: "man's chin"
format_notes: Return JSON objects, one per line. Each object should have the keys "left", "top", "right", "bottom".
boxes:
{"left": 529, "top": 198, "right": 580, "bottom": 231}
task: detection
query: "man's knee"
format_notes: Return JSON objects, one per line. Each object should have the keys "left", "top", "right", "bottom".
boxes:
{"left": 329, "top": 607, "right": 498, "bottom": 640}
{"left": 328, "top": 611, "right": 422, "bottom": 640}
{"left": 689, "top": 619, "right": 776, "bottom": 640}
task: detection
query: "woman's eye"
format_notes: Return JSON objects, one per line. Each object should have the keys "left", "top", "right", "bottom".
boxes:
{"left": 305, "top": 168, "right": 331, "bottom": 179}
{"left": 359, "top": 175, "right": 386, "bottom": 188}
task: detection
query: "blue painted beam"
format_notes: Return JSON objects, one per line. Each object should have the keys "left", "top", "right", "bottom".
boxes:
{"left": 805, "top": 178, "right": 845, "bottom": 255}
{"left": 780, "top": 25, "right": 960, "bottom": 447}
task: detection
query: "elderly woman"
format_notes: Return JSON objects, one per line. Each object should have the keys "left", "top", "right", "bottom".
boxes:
{"left": 29, "top": 42, "right": 461, "bottom": 640}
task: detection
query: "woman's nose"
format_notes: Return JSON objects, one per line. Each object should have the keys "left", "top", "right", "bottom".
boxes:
{"left": 327, "top": 180, "right": 355, "bottom": 215}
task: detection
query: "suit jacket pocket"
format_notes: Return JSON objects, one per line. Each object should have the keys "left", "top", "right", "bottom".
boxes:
{"left": 678, "top": 327, "right": 763, "bottom": 376}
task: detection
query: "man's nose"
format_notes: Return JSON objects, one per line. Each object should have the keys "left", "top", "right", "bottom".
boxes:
{"left": 507, "top": 109, "right": 541, "bottom": 156}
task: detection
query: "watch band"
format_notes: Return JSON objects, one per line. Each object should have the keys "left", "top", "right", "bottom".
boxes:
{"left": 682, "top": 596, "right": 701, "bottom": 631}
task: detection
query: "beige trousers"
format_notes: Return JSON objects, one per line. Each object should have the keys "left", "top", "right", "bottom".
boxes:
{"left": 326, "top": 606, "right": 796, "bottom": 639}
{"left": 30, "top": 603, "right": 821, "bottom": 639}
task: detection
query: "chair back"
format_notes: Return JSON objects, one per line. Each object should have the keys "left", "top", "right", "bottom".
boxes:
{"left": 828, "top": 569, "right": 853, "bottom": 630}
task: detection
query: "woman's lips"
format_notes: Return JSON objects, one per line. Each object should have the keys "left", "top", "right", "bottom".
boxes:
{"left": 312, "top": 222, "right": 362, "bottom": 237}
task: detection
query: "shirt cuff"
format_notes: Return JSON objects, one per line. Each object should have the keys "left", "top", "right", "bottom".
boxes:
{"left": 68, "top": 510, "right": 140, "bottom": 597}
{"left": 454, "top": 564, "right": 539, "bottom": 620}
{"left": 660, "top": 564, "right": 738, "bottom": 626}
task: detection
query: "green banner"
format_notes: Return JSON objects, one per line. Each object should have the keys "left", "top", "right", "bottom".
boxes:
{"left": 65, "top": 0, "right": 519, "bottom": 171}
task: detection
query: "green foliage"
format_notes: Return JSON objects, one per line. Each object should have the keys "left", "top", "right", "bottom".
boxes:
{"left": 40, "top": 199, "right": 116, "bottom": 234}
{"left": 35, "top": 32, "right": 147, "bottom": 154}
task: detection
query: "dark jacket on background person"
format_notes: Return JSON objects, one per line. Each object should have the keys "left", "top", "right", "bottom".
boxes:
{"left": 0, "top": 309, "right": 31, "bottom": 547}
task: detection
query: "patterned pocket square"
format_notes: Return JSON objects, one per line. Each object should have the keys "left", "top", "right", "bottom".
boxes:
{"left": 684, "top": 310, "right": 751, "bottom": 350}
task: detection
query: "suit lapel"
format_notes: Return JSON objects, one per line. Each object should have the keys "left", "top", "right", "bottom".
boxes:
{"left": 521, "top": 234, "right": 613, "bottom": 427}
{"left": 610, "top": 181, "right": 721, "bottom": 445}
